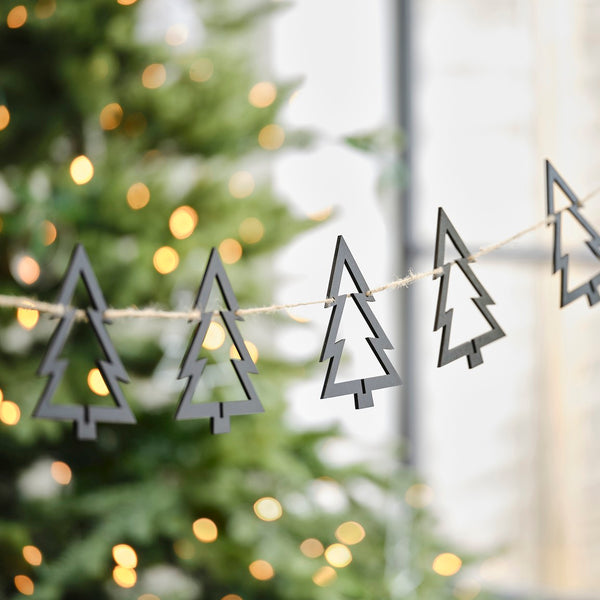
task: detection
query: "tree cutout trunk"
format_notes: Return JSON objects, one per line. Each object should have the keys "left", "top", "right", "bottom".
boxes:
{"left": 433, "top": 208, "right": 505, "bottom": 369}
{"left": 546, "top": 159, "right": 600, "bottom": 307}
{"left": 175, "top": 248, "right": 263, "bottom": 433}
{"left": 319, "top": 235, "right": 401, "bottom": 409}
{"left": 34, "top": 245, "right": 135, "bottom": 440}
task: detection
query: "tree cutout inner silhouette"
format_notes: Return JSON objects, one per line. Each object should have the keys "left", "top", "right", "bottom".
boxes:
{"left": 320, "top": 235, "right": 401, "bottom": 410}
{"left": 34, "top": 244, "right": 136, "bottom": 440}
{"left": 433, "top": 208, "right": 505, "bottom": 369}
{"left": 175, "top": 248, "right": 263, "bottom": 434}
{"left": 546, "top": 159, "right": 600, "bottom": 307}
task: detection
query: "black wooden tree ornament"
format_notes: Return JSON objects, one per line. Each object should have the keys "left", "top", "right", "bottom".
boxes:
{"left": 546, "top": 159, "right": 600, "bottom": 307}
{"left": 175, "top": 248, "right": 263, "bottom": 434}
{"left": 433, "top": 208, "right": 505, "bottom": 368}
{"left": 34, "top": 244, "right": 136, "bottom": 440}
{"left": 320, "top": 235, "right": 401, "bottom": 409}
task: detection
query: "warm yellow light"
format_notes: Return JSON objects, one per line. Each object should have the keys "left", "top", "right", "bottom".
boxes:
{"left": 432, "top": 552, "right": 462, "bottom": 577}
{"left": 258, "top": 124, "right": 285, "bottom": 151}
{"left": 405, "top": 483, "right": 434, "bottom": 509}
{"left": 43, "top": 220, "right": 57, "bottom": 245}
{"left": 99, "top": 103, "right": 123, "bottom": 130}
{"left": 288, "top": 90, "right": 301, "bottom": 105}
{"left": 0, "top": 388, "right": 4, "bottom": 403}
{"left": 221, "top": 595, "right": 243, "bottom": 600}
{"left": 117, "top": 0, "right": 138, "bottom": 6}
{"left": 142, "top": 64, "right": 166, "bottom": 89}
{"left": 17, "top": 308, "right": 39, "bottom": 330}
{"left": 335, "top": 521, "right": 365, "bottom": 545}
{"left": 189, "top": 58, "right": 213, "bottom": 82}
{"left": 248, "top": 82, "right": 277, "bottom": 108}
{"left": 169, "top": 206, "right": 198, "bottom": 239}
{"left": 228, "top": 171, "right": 255, "bottom": 199}
{"left": 300, "top": 538, "right": 324, "bottom": 558}
{"left": 173, "top": 539, "right": 195, "bottom": 560}
{"left": 193, "top": 518, "right": 218, "bottom": 543}
{"left": 324, "top": 543, "right": 352, "bottom": 568}
{"left": 127, "top": 182, "right": 150, "bottom": 210}
{"left": 238, "top": 218, "right": 264, "bottom": 244}
{"left": 113, "top": 566, "right": 137, "bottom": 588}
{"left": 0, "top": 106, "right": 10, "bottom": 131}
{"left": 87, "top": 368, "right": 110, "bottom": 396}
{"left": 23, "top": 545, "right": 43, "bottom": 566}
{"left": 34, "top": 0, "right": 56, "bottom": 19}
{"left": 308, "top": 207, "right": 333, "bottom": 222}
{"left": 202, "top": 322, "right": 226, "bottom": 351}
{"left": 14, "top": 575, "right": 34, "bottom": 596}
{"left": 218, "top": 238, "right": 242, "bottom": 264}
{"left": 229, "top": 340, "right": 258, "bottom": 364}
{"left": 50, "top": 461, "right": 72, "bottom": 485}
{"left": 138, "top": 595, "right": 160, "bottom": 600}
{"left": 70, "top": 155, "right": 94, "bottom": 185}
{"left": 7, "top": 5, "right": 27, "bottom": 28}
{"left": 153, "top": 246, "right": 179, "bottom": 275}
{"left": 17, "top": 256, "right": 41, "bottom": 285}
{"left": 0, "top": 401, "right": 20, "bottom": 426}
{"left": 112, "top": 544, "right": 138, "bottom": 569}
{"left": 285, "top": 309, "right": 310, "bottom": 324}
{"left": 165, "top": 24, "right": 188, "bottom": 46}
{"left": 248, "top": 560, "right": 274, "bottom": 581}
{"left": 253, "top": 497, "right": 282, "bottom": 522}
{"left": 312, "top": 566, "right": 337, "bottom": 587}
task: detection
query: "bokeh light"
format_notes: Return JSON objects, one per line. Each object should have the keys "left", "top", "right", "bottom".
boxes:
{"left": 17, "top": 256, "right": 41, "bottom": 285}
{"left": 248, "top": 82, "right": 277, "bottom": 108}
{"left": 218, "top": 238, "right": 242, "bottom": 264}
{"left": 142, "top": 64, "right": 166, "bottom": 89}
{"left": 138, "top": 595, "right": 160, "bottom": 600}
{"left": 17, "top": 308, "right": 39, "bottom": 330}
{"left": 300, "top": 538, "right": 324, "bottom": 558}
{"left": 113, "top": 566, "right": 137, "bottom": 588}
{"left": 127, "top": 182, "right": 150, "bottom": 209}
{"left": 87, "top": 368, "right": 110, "bottom": 396}
{"left": 221, "top": 595, "right": 243, "bottom": 600}
{"left": 173, "top": 539, "right": 195, "bottom": 560}
{"left": 99, "top": 103, "right": 123, "bottom": 130}
{"left": 405, "top": 483, "right": 434, "bottom": 509}
{"left": 50, "top": 461, "right": 72, "bottom": 485}
{"left": 228, "top": 171, "right": 255, "bottom": 198}
{"left": 0, "top": 401, "right": 20, "bottom": 426}
{"left": 169, "top": 205, "right": 198, "bottom": 239}
{"left": 193, "top": 518, "right": 218, "bottom": 543}
{"left": 312, "top": 566, "right": 337, "bottom": 587}
{"left": 7, "top": 6, "right": 27, "bottom": 29}
{"left": 165, "top": 24, "right": 188, "bottom": 46}
{"left": 112, "top": 544, "right": 138, "bottom": 569}
{"left": 248, "top": 560, "right": 274, "bottom": 581}
{"left": 335, "top": 521, "right": 365, "bottom": 545}
{"left": 432, "top": 552, "right": 462, "bottom": 576}
{"left": 153, "top": 246, "right": 179, "bottom": 274}
{"left": 189, "top": 58, "right": 213, "bottom": 82}
{"left": 117, "top": 0, "right": 138, "bottom": 4}
{"left": 14, "top": 575, "right": 34, "bottom": 596}
{"left": 202, "top": 322, "right": 226, "bottom": 350}
{"left": 70, "top": 155, "right": 94, "bottom": 185}
{"left": 23, "top": 546, "right": 43, "bottom": 566}
{"left": 35, "top": 0, "right": 56, "bottom": 19}
{"left": 308, "top": 207, "right": 333, "bottom": 222}
{"left": 258, "top": 124, "right": 285, "bottom": 150}
{"left": 229, "top": 340, "right": 258, "bottom": 363}
{"left": 238, "top": 218, "right": 264, "bottom": 244}
{"left": 43, "top": 220, "right": 57, "bottom": 245}
{"left": 324, "top": 543, "right": 352, "bottom": 568}
{"left": 0, "top": 106, "right": 10, "bottom": 131}
{"left": 253, "top": 497, "right": 283, "bottom": 521}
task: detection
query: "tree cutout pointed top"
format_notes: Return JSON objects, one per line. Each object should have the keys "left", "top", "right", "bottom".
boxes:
{"left": 546, "top": 159, "right": 600, "bottom": 307}
{"left": 175, "top": 248, "right": 263, "bottom": 434}
{"left": 34, "top": 244, "right": 135, "bottom": 440}
{"left": 433, "top": 208, "right": 505, "bottom": 369}
{"left": 320, "top": 235, "right": 401, "bottom": 409}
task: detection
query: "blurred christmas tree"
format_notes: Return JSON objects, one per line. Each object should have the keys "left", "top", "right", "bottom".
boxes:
{"left": 0, "top": 1, "right": 498, "bottom": 599}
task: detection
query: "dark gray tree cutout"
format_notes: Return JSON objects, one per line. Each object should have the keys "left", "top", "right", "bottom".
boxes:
{"left": 320, "top": 235, "right": 401, "bottom": 409}
{"left": 433, "top": 208, "right": 505, "bottom": 368}
{"left": 34, "top": 244, "right": 136, "bottom": 440}
{"left": 546, "top": 159, "right": 600, "bottom": 307}
{"left": 176, "top": 248, "right": 263, "bottom": 434}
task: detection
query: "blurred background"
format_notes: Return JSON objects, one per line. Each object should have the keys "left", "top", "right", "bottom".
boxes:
{"left": 1, "top": 0, "right": 600, "bottom": 599}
